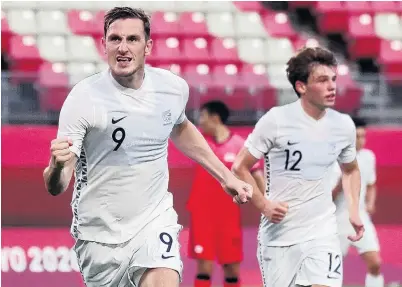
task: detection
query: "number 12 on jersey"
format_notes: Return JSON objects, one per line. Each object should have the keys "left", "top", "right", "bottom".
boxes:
{"left": 284, "top": 149, "right": 302, "bottom": 171}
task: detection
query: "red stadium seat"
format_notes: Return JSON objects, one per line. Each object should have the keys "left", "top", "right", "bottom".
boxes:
{"left": 334, "top": 65, "right": 363, "bottom": 113}
{"left": 316, "top": 1, "right": 348, "bottom": 33}
{"left": 347, "top": 15, "right": 381, "bottom": 60}
{"left": 178, "top": 12, "right": 210, "bottom": 39}
{"left": 379, "top": 40, "right": 402, "bottom": 82}
{"left": 1, "top": 11, "right": 12, "bottom": 53}
{"left": 151, "top": 12, "right": 180, "bottom": 39}
{"left": 261, "top": 12, "right": 298, "bottom": 40}
{"left": 182, "top": 64, "right": 213, "bottom": 110}
{"left": 209, "top": 65, "right": 247, "bottom": 111}
{"left": 239, "top": 64, "right": 277, "bottom": 111}
{"left": 38, "top": 62, "right": 69, "bottom": 112}
{"left": 182, "top": 38, "right": 211, "bottom": 64}
{"left": 344, "top": 2, "right": 373, "bottom": 16}
{"left": 210, "top": 38, "right": 241, "bottom": 65}
{"left": 68, "top": 10, "right": 100, "bottom": 37}
{"left": 9, "top": 35, "right": 43, "bottom": 73}
{"left": 150, "top": 38, "right": 182, "bottom": 64}
{"left": 93, "top": 10, "right": 105, "bottom": 36}
{"left": 232, "top": 1, "right": 264, "bottom": 13}
{"left": 190, "top": 65, "right": 242, "bottom": 111}
{"left": 291, "top": 36, "right": 321, "bottom": 51}
{"left": 371, "top": 1, "right": 399, "bottom": 13}
{"left": 153, "top": 63, "right": 182, "bottom": 76}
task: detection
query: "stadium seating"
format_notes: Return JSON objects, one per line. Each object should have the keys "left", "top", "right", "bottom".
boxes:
{"left": 1, "top": 1, "right": 366, "bottom": 114}
{"left": 298, "top": 1, "right": 402, "bottom": 83}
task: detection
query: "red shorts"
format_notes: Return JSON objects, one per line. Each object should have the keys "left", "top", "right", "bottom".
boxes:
{"left": 188, "top": 209, "right": 243, "bottom": 264}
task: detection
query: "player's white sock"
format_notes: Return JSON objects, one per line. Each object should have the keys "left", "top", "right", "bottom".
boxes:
{"left": 365, "top": 273, "right": 384, "bottom": 287}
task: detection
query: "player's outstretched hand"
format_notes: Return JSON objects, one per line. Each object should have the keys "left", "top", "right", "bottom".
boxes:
{"left": 263, "top": 201, "right": 289, "bottom": 224}
{"left": 50, "top": 138, "right": 74, "bottom": 169}
{"left": 222, "top": 176, "right": 253, "bottom": 204}
{"left": 348, "top": 212, "right": 365, "bottom": 242}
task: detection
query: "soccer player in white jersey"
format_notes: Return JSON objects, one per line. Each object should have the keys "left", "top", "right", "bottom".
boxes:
{"left": 331, "top": 117, "right": 384, "bottom": 287}
{"left": 42, "top": 7, "right": 252, "bottom": 287}
{"left": 232, "top": 46, "right": 365, "bottom": 287}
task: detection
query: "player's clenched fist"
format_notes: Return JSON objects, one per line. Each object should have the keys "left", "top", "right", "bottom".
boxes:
{"left": 263, "top": 201, "right": 289, "bottom": 223}
{"left": 50, "top": 138, "right": 74, "bottom": 169}
{"left": 222, "top": 176, "right": 253, "bottom": 204}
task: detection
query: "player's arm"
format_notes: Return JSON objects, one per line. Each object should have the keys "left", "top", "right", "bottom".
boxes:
{"left": 366, "top": 184, "right": 376, "bottom": 215}
{"left": 365, "top": 152, "right": 377, "bottom": 215}
{"left": 251, "top": 169, "right": 266, "bottom": 195}
{"left": 232, "top": 111, "right": 288, "bottom": 223}
{"left": 331, "top": 164, "right": 343, "bottom": 201}
{"left": 43, "top": 85, "right": 93, "bottom": 196}
{"left": 332, "top": 178, "right": 343, "bottom": 201}
{"left": 170, "top": 119, "right": 230, "bottom": 183}
{"left": 43, "top": 147, "right": 77, "bottom": 196}
{"left": 338, "top": 116, "right": 364, "bottom": 241}
{"left": 232, "top": 149, "right": 265, "bottom": 209}
{"left": 340, "top": 159, "right": 361, "bottom": 215}
{"left": 170, "top": 80, "right": 251, "bottom": 203}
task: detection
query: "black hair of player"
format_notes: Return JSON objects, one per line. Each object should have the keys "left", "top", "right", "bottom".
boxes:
{"left": 201, "top": 101, "right": 230, "bottom": 124}
{"left": 104, "top": 7, "right": 151, "bottom": 40}
{"left": 286, "top": 46, "right": 338, "bottom": 98}
{"left": 351, "top": 117, "right": 367, "bottom": 128}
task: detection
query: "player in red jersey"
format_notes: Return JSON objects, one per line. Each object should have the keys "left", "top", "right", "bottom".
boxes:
{"left": 187, "top": 101, "right": 265, "bottom": 287}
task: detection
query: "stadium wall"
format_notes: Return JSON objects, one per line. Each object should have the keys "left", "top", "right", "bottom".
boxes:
{"left": 2, "top": 125, "right": 402, "bottom": 227}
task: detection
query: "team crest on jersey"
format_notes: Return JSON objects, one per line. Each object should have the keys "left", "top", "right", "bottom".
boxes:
{"left": 162, "top": 110, "right": 172, "bottom": 125}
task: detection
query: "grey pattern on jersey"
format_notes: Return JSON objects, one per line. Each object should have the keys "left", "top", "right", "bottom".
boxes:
{"left": 57, "top": 66, "right": 189, "bottom": 244}
{"left": 71, "top": 147, "right": 88, "bottom": 239}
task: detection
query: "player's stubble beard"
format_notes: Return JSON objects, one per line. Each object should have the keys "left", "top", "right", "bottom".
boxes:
{"left": 111, "top": 53, "right": 146, "bottom": 89}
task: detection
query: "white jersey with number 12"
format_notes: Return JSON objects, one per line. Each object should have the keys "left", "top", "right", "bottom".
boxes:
{"left": 245, "top": 100, "right": 357, "bottom": 246}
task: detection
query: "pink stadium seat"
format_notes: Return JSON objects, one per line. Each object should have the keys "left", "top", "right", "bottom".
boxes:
{"left": 93, "top": 10, "right": 105, "bottom": 36}
{"left": 68, "top": 10, "right": 100, "bottom": 37}
{"left": 178, "top": 12, "right": 210, "bottom": 39}
{"left": 9, "top": 36, "right": 43, "bottom": 73}
{"left": 210, "top": 38, "right": 241, "bottom": 65}
{"left": 261, "top": 12, "right": 298, "bottom": 40}
{"left": 371, "top": 1, "right": 399, "bottom": 13}
{"left": 347, "top": 15, "right": 381, "bottom": 60}
{"left": 153, "top": 63, "right": 182, "bottom": 76}
{"left": 209, "top": 65, "right": 246, "bottom": 111}
{"left": 151, "top": 12, "right": 180, "bottom": 39}
{"left": 316, "top": 2, "right": 348, "bottom": 33}
{"left": 1, "top": 11, "right": 12, "bottom": 53}
{"left": 291, "top": 36, "right": 321, "bottom": 51}
{"left": 150, "top": 38, "right": 182, "bottom": 64}
{"left": 38, "top": 63, "right": 69, "bottom": 112}
{"left": 379, "top": 40, "right": 402, "bottom": 82}
{"left": 183, "top": 38, "right": 211, "bottom": 64}
{"left": 335, "top": 66, "right": 363, "bottom": 113}
{"left": 239, "top": 64, "right": 277, "bottom": 111}
{"left": 182, "top": 64, "right": 213, "bottom": 110}
{"left": 232, "top": 1, "right": 264, "bottom": 13}
{"left": 344, "top": 2, "right": 373, "bottom": 16}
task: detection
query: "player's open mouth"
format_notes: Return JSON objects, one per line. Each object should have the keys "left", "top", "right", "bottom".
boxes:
{"left": 116, "top": 57, "right": 132, "bottom": 63}
{"left": 326, "top": 93, "right": 335, "bottom": 100}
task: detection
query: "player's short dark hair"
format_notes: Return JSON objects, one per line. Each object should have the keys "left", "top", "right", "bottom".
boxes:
{"left": 351, "top": 116, "right": 367, "bottom": 128}
{"left": 104, "top": 7, "right": 151, "bottom": 40}
{"left": 286, "top": 46, "right": 338, "bottom": 98}
{"left": 201, "top": 101, "right": 230, "bottom": 124}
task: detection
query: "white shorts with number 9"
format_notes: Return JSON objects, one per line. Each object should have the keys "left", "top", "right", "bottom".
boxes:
{"left": 74, "top": 207, "right": 183, "bottom": 287}
{"left": 257, "top": 235, "right": 343, "bottom": 287}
